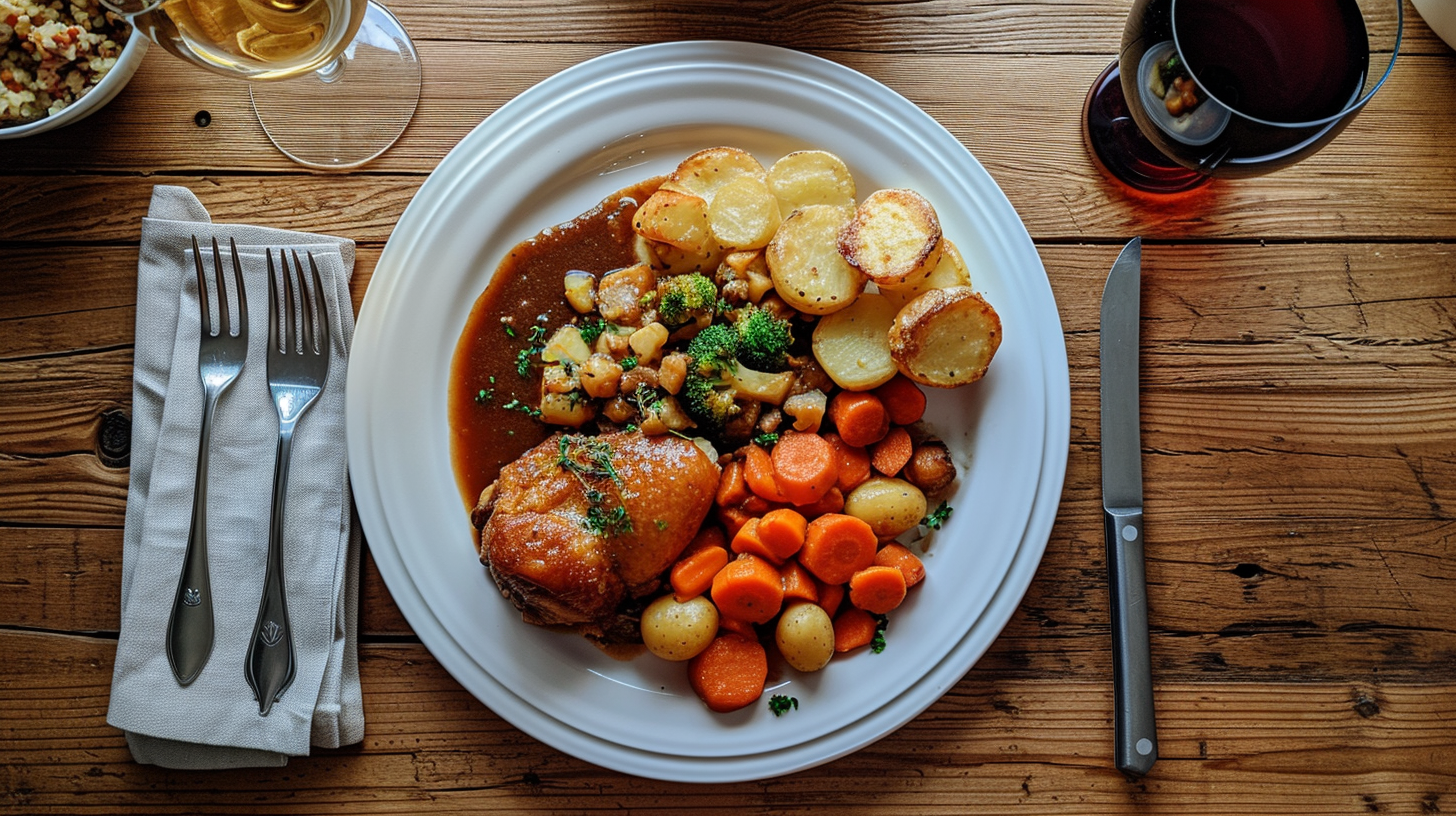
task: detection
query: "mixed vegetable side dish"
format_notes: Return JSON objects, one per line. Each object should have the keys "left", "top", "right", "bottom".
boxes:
{"left": 453, "top": 147, "right": 1002, "bottom": 714}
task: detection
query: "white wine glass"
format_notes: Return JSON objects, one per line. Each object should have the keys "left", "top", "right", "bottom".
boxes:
{"left": 105, "top": 0, "right": 420, "bottom": 169}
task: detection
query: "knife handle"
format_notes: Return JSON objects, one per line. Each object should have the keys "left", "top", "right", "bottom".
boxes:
{"left": 1105, "top": 506, "right": 1157, "bottom": 776}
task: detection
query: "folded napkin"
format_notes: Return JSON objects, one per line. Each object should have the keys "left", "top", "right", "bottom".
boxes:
{"left": 107, "top": 185, "right": 363, "bottom": 768}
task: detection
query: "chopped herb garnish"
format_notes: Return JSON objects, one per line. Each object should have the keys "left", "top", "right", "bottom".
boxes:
{"left": 558, "top": 435, "right": 632, "bottom": 537}
{"left": 584, "top": 495, "right": 633, "bottom": 537}
{"left": 871, "top": 614, "right": 889, "bottom": 654}
{"left": 578, "top": 318, "right": 607, "bottom": 345}
{"left": 502, "top": 398, "right": 542, "bottom": 418}
{"left": 515, "top": 347, "right": 536, "bottom": 378}
{"left": 768, "top": 695, "right": 798, "bottom": 716}
{"left": 620, "top": 355, "right": 638, "bottom": 372}
{"left": 503, "top": 323, "right": 517, "bottom": 339}
{"left": 475, "top": 388, "right": 495, "bottom": 404}
{"left": 654, "top": 519, "right": 669, "bottom": 531}
{"left": 630, "top": 383, "right": 663, "bottom": 415}
{"left": 922, "top": 501, "right": 953, "bottom": 530}
{"left": 488, "top": 375, "right": 497, "bottom": 385}
{"left": 527, "top": 324, "right": 548, "bottom": 345}
{"left": 753, "top": 431, "right": 780, "bottom": 449}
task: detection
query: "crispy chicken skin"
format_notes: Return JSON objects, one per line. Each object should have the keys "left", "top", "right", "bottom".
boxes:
{"left": 474, "top": 432, "right": 720, "bottom": 642}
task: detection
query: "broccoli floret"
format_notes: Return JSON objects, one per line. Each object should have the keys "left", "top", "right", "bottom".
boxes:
{"left": 734, "top": 304, "right": 793, "bottom": 372}
{"left": 680, "top": 324, "right": 740, "bottom": 432}
{"left": 656, "top": 273, "right": 718, "bottom": 328}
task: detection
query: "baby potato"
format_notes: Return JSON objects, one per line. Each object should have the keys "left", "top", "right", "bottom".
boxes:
{"left": 889, "top": 286, "right": 1002, "bottom": 388}
{"left": 811, "top": 291, "right": 899, "bottom": 391}
{"left": 775, "top": 601, "right": 835, "bottom": 672}
{"left": 845, "top": 477, "right": 928, "bottom": 539}
{"left": 641, "top": 594, "right": 720, "bottom": 662}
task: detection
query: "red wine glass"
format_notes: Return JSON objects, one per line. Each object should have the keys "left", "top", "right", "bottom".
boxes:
{"left": 1085, "top": 0, "right": 1402, "bottom": 195}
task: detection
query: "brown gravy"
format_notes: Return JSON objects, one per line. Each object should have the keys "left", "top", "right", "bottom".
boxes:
{"left": 449, "top": 177, "right": 663, "bottom": 509}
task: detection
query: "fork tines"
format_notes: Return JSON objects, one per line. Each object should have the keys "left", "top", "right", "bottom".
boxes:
{"left": 267, "top": 248, "right": 330, "bottom": 357}
{"left": 192, "top": 235, "right": 247, "bottom": 339}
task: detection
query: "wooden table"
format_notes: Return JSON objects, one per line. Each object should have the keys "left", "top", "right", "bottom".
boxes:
{"left": 4, "top": 2, "right": 1455, "bottom": 812}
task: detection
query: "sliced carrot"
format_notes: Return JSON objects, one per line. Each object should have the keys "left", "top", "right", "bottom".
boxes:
{"left": 874, "top": 375, "right": 927, "bottom": 425}
{"left": 828, "top": 391, "right": 890, "bottom": 448}
{"left": 818, "top": 580, "right": 846, "bottom": 618}
{"left": 717, "top": 505, "right": 754, "bottom": 539}
{"left": 779, "top": 559, "right": 819, "bottom": 604}
{"left": 744, "top": 442, "right": 789, "bottom": 503}
{"left": 798, "top": 513, "right": 878, "bottom": 585}
{"left": 718, "top": 614, "right": 757, "bottom": 639}
{"left": 870, "top": 426, "right": 914, "bottom": 477}
{"left": 832, "top": 607, "right": 879, "bottom": 653}
{"left": 710, "top": 553, "right": 786, "bottom": 624}
{"left": 730, "top": 517, "right": 777, "bottom": 563}
{"left": 684, "top": 524, "right": 727, "bottom": 556}
{"left": 797, "top": 486, "right": 845, "bottom": 518}
{"left": 757, "top": 508, "right": 808, "bottom": 562}
{"left": 848, "top": 565, "right": 908, "bottom": 614}
{"left": 688, "top": 633, "right": 768, "bottom": 712}
{"left": 872, "top": 543, "right": 926, "bottom": 588}
{"left": 770, "top": 432, "right": 839, "bottom": 506}
{"left": 739, "top": 493, "right": 779, "bottom": 516}
{"left": 671, "top": 545, "right": 730, "bottom": 602}
{"left": 715, "top": 459, "right": 749, "bottom": 508}
{"left": 824, "top": 433, "right": 872, "bottom": 493}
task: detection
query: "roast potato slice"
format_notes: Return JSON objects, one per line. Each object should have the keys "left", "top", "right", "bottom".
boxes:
{"left": 708, "top": 174, "right": 782, "bottom": 250}
{"left": 811, "top": 291, "right": 899, "bottom": 391}
{"left": 768, "top": 149, "right": 857, "bottom": 214}
{"left": 880, "top": 238, "right": 972, "bottom": 310}
{"left": 633, "top": 189, "right": 710, "bottom": 253}
{"left": 660, "top": 146, "right": 768, "bottom": 203}
{"left": 888, "top": 286, "right": 1001, "bottom": 388}
{"left": 838, "top": 188, "right": 944, "bottom": 289}
{"left": 766, "top": 204, "right": 866, "bottom": 315}
{"left": 645, "top": 236, "right": 726, "bottom": 276}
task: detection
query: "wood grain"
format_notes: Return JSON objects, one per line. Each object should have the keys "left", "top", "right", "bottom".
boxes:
{"left": 2, "top": 631, "right": 1452, "bottom": 815}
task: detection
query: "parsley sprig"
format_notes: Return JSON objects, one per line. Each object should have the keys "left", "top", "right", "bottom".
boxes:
{"left": 768, "top": 695, "right": 798, "bottom": 716}
{"left": 922, "top": 501, "right": 953, "bottom": 530}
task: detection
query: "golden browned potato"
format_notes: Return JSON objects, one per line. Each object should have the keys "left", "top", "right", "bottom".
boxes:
{"left": 768, "top": 149, "right": 857, "bottom": 214}
{"left": 810, "top": 291, "right": 899, "bottom": 391}
{"left": 642, "top": 595, "right": 719, "bottom": 661}
{"left": 766, "top": 204, "right": 866, "bottom": 315}
{"left": 888, "top": 286, "right": 1002, "bottom": 388}
{"left": 708, "top": 174, "right": 782, "bottom": 250}
{"left": 880, "top": 238, "right": 972, "bottom": 310}
{"left": 660, "top": 146, "right": 768, "bottom": 203}
{"left": 645, "top": 236, "right": 726, "bottom": 276}
{"left": 838, "top": 189, "right": 944, "bottom": 289}
{"left": 633, "top": 189, "right": 710, "bottom": 253}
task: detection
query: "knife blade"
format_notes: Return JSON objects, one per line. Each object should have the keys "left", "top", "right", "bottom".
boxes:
{"left": 1100, "top": 237, "right": 1157, "bottom": 776}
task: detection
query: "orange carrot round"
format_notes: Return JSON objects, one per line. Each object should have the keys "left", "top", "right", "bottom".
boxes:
{"left": 711, "top": 553, "right": 786, "bottom": 624}
{"left": 715, "top": 459, "right": 749, "bottom": 508}
{"left": 757, "top": 507, "right": 808, "bottom": 562}
{"left": 671, "top": 545, "right": 730, "bottom": 602}
{"left": 874, "top": 375, "right": 927, "bottom": 425}
{"left": 778, "top": 559, "right": 819, "bottom": 604}
{"left": 824, "top": 433, "right": 872, "bottom": 493}
{"left": 798, "top": 486, "right": 845, "bottom": 518}
{"left": 688, "top": 633, "right": 768, "bottom": 712}
{"left": 848, "top": 565, "right": 908, "bottom": 614}
{"left": 770, "top": 432, "right": 839, "bottom": 506}
{"left": 870, "top": 426, "right": 914, "bottom": 477}
{"left": 684, "top": 524, "right": 727, "bottom": 555}
{"left": 744, "top": 443, "right": 789, "bottom": 503}
{"left": 832, "top": 607, "right": 879, "bottom": 652}
{"left": 717, "top": 505, "right": 754, "bottom": 539}
{"left": 828, "top": 391, "right": 890, "bottom": 448}
{"left": 872, "top": 543, "right": 926, "bottom": 588}
{"left": 718, "top": 614, "right": 756, "bottom": 639}
{"left": 798, "top": 513, "right": 878, "bottom": 585}
{"left": 817, "top": 581, "right": 846, "bottom": 619}
{"left": 730, "top": 517, "right": 778, "bottom": 563}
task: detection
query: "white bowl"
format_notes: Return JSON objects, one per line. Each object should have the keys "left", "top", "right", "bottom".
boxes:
{"left": 1413, "top": 0, "right": 1456, "bottom": 51}
{"left": 0, "top": 24, "right": 148, "bottom": 140}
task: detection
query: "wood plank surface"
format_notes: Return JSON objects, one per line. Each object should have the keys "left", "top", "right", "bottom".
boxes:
{"left": 3, "top": 0, "right": 1456, "bottom": 812}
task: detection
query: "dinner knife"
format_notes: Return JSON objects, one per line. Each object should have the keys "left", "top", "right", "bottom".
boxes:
{"left": 1100, "top": 237, "right": 1157, "bottom": 776}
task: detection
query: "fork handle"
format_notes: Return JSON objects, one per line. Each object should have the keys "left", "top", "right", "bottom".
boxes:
{"left": 245, "top": 428, "right": 298, "bottom": 716}
{"left": 166, "top": 391, "right": 220, "bottom": 686}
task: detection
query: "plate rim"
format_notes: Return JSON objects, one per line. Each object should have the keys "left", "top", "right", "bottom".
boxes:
{"left": 347, "top": 40, "right": 1071, "bottom": 782}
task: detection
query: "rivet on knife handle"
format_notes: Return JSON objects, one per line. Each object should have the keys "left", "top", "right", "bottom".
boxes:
{"left": 1106, "top": 506, "right": 1157, "bottom": 775}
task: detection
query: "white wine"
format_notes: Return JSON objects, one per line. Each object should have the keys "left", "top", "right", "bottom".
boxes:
{"left": 130, "top": 0, "right": 366, "bottom": 80}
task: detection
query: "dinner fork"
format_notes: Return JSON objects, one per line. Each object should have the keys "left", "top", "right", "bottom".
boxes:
{"left": 245, "top": 249, "right": 331, "bottom": 716}
{"left": 167, "top": 236, "right": 248, "bottom": 686}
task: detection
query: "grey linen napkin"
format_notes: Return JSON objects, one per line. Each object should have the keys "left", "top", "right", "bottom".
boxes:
{"left": 107, "top": 185, "right": 364, "bottom": 768}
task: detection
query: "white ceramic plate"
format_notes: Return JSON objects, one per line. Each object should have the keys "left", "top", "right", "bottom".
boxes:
{"left": 348, "top": 41, "right": 1069, "bottom": 782}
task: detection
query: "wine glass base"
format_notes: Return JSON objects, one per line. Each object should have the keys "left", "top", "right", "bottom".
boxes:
{"left": 249, "top": 2, "right": 421, "bottom": 170}
{"left": 1083, "top": 60, "right": 1210, "bottom": 196}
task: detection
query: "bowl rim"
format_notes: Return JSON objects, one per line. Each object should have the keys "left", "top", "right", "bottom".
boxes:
{"left": 0, "top": 18, "right": 147, "bottom": 139}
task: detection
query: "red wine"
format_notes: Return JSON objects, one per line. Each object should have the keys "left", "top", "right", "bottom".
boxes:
{"left": 1106, "top": 0, "right": 1373, "bottom": 180}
